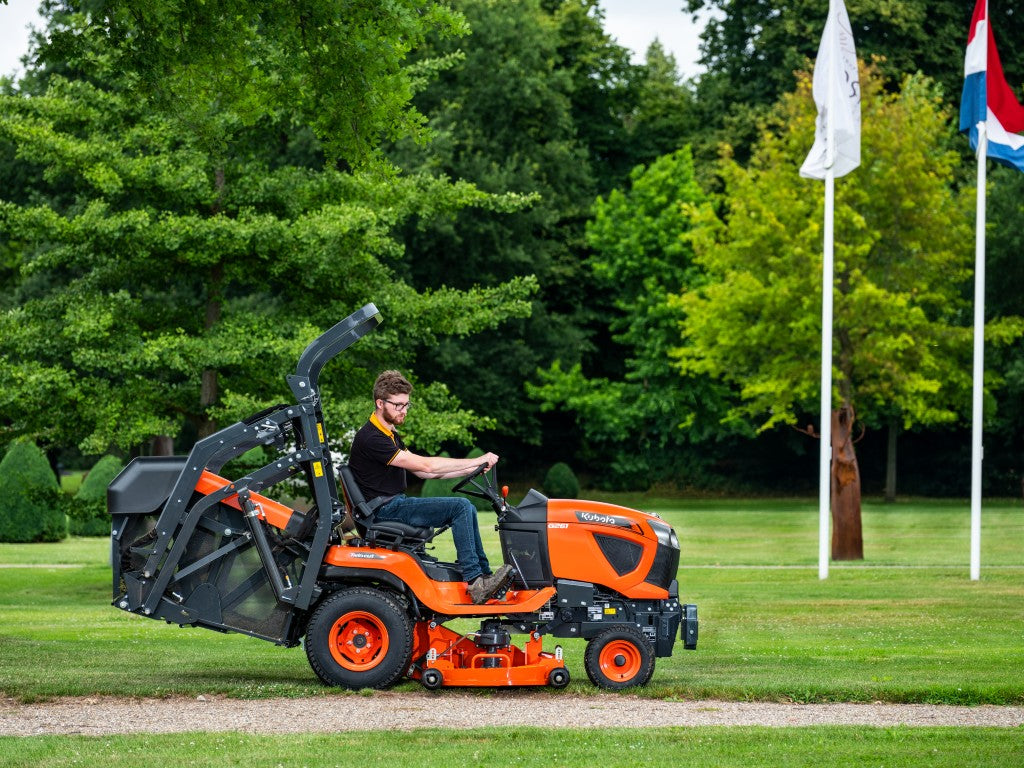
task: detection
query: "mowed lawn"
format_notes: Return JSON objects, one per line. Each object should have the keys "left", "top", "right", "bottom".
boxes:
{"left": 1, "top": 497, "right": 1021, "bottom": 704}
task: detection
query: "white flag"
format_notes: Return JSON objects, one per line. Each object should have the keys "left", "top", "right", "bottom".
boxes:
{"left": 800, "top": 0, "right": 861, "bottom": 179}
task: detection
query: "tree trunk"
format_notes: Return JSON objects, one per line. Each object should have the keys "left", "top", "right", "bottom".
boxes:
{"left": 197, "top": 264, "right": 223, "bottom": 439}
{"left": 151, "top": 435, "right": 175, "bottom": 456}
{"left": 197, "top": 170, "right": 226, "bottom": 440}
{"left": 884, "top": 418, "right": 898, "bottom": 503}
{"left": 830, "top": 404, "right": 864, "bottom": 560}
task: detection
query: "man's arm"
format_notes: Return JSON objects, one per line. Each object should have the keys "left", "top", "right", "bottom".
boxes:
{"left": 389, "top": 450, "right": 499, "bottom": 480}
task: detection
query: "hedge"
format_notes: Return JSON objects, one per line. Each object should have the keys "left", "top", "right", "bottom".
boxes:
{"left": 0, "top": 440, "right": 66, "bottom": 542}
{"left": 68, "top": 455, "right": 124, "bottom": 536}
{"left": 543, "top": 462, "right": 579, "bottom": 499}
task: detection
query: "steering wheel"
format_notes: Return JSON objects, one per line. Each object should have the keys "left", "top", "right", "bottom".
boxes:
{"left": 452, "top": 463, "right": 506, "bottom": 513}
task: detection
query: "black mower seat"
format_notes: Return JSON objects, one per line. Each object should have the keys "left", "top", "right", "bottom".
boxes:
{"left": 337, "top": 465, "right": 434, "bottom": 548}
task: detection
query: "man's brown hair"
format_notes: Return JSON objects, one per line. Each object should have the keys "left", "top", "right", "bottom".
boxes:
{"left": 373, "top": 370, "right": 412, "bottom": 403}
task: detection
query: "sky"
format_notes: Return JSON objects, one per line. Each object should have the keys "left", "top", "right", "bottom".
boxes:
{"left": 0, "top": 0, "right": 706, "bottom": 81}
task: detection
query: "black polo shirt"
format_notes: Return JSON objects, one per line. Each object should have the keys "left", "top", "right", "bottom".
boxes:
{"left": 348, "top": 413, "right": 408, "bottom": 500}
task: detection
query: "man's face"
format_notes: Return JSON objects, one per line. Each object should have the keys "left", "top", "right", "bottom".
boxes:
{"left": 378, "top": 394, "right": 411, "bottom": 426}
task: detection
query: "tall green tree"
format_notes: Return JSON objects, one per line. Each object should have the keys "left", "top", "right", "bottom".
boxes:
{"left": 528, "top": 148, "right": 722, "bottom": 488}
{"left": 82, "top": 0, "right": 471, "bottom": 165}
{"left": 673, "top": 64, "right": 1024, "bottom": 558}
{"left": 387, "top": 1, "right": 700, "bottom": 466}
{"left": 625, "top": 42, "right": 700, "bottom": 173}
{"left": 0, "top": 3, "right": 536, "bottom": 457}
{"left": 385, "top": 0, "right": 615, "bottom": 455}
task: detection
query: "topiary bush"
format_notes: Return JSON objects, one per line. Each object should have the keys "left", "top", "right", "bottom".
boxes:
{"left": 0, "top": 440, "right": 67, "bottom": 542}
{"left": 68, "top": 455, "right": 124, "bottom": 536}
{"left": 543, "top": 462, "right": 579, "bottom": 499}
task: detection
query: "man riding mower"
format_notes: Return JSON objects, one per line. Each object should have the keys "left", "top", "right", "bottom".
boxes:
{"left": 107, "top": 303, "right": 698, "bottom": 689}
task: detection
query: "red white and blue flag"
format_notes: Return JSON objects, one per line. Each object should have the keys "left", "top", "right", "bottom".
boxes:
{"left": 960, "top": 0, "right": 1024, "bottom": 172}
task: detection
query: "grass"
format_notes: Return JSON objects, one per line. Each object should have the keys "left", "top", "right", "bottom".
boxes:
{"left": 2, "top": 727, "right": 1023, "bottom": 768}
{"left": 0, "top": 499, "right": 1022, "bottom": 704}
{"left": 59, "top": 471, "right": 85, "bottom": 496}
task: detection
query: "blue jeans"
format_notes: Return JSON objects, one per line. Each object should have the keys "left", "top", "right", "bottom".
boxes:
{"left": 376, "top": 495, "right": 491, "bottom": 582}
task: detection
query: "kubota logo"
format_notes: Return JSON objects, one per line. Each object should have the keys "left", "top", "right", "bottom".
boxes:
{"left": 349, "top": 552, "right": 383, "bottom": 560}
{"left": 575, "top": 510, "right": 631, "bottom": 528}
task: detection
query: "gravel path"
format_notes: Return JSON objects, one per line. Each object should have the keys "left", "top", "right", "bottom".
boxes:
{"left": 2, "top": 693, "right": 1022, "bottom": 735}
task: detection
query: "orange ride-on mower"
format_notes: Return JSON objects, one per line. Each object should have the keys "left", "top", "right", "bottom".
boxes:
{"left": 108, "top": 303, "right": 698, "bottom": 690}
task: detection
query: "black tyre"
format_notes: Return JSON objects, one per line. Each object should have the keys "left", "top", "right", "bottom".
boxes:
{"left": 548, "top": 667, "right": 570, "bottom": 689}
{"left": 305, "top": 586, "right": 414, "bottom": 690}
{"left": 421, "top": 668, "right": 444, "bottom": 690}
{"left": 584, "top": 625, "right": 655, "bottom": 690}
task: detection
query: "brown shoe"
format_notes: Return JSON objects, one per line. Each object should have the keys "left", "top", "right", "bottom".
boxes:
{"left": 467, "top": 564, "right": 514, "bottom": 604}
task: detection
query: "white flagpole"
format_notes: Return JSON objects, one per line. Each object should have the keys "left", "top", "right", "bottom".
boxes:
{"left": 819, "top": 166, "right": 834, "bottom": 580}
{"left": 970, "top": 121, "right": 987, "bottom": 581}
{"left": 818, "top": 1, "right": 839, "bottom": 580}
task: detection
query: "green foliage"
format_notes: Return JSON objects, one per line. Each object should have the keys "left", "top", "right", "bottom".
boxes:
{"left": 388, "top": 0, "right": 699, "bottom": 462}
{"left": 673, "top": 63, "right": 1024, "bottom": 434}
{"left": 685, "top": 0, "right": 1024, "bottom": 165}
{"left": 625, "top": 42, "right": 700, "bottom": 170}
{"left": 530, "top": 148, "right": 723, "bottom": 488}
{"left": 80, "top": 0, "right": 471, "bottom": 167}
{"left": 542, "top": 461, "right": 579, "bottom": 499}
{"left": 0, "top": 65, "right": 536, "bottom": 455}
{"left": 68, "top": 454, "right": 123, "bottom": 536}
{"left": 0, "top": 440, "right": 65, "bottom": 542}
{"left": 390, "top": 0, "right": 605, "bottom": 449}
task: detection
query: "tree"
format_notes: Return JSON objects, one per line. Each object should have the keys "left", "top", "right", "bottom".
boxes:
{"left": 982, "top": 166, "right": 1024, "bottom": 494}
{"left": 685, "top": 0, "right": 1024, "bottom": 165}
{"left": 74, "top": 0, "right": 472, "bottom": 165}
{"left": 0, "top": 440, "right": 65, "bottom": 543}
{"left": 386, "top": 1, "right": 703, "bottom": 468}
{"left": 529, "top": 148, "right": 726, "bottom": 488}
{"left": 625, "top": 42, "right": 700, "bottom": 173}
{"left": 0, "top": 5, "right": 537, "bottom": 458}
{"left": 385, "top": 0, "right": 621, "bottom": 460}
{"left": 673, "top": 64, "right": 1024, "bottom": 559}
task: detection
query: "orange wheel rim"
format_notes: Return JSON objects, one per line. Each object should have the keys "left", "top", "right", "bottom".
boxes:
{"left": 329, "top": 611, "right": 390, "bottom": 671}
{"left": 599, "top": 639, "right": 642, "bottom": 682}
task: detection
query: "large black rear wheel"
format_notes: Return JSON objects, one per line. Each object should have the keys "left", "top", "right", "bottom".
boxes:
{"left": 305, "top": 586, "right": 413, "bottom": 690}
{"left": 584, "top": 624, "right": 655, "bottom": 690}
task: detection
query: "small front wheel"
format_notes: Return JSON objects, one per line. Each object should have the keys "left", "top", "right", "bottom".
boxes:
{"left": 584, "top": 625, "right": 655, "bottom": 690}
{"left": 305, "top": 587, "right": 413, "bottom": 690}
{"left": 548, "top": 667, "right": 570, "bottom": 688}
{"left": 421, "top": 668, "right": 444, "bottom": 690}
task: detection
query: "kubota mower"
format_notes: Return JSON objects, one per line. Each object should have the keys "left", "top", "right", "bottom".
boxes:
{"left": 108, "top": 303, "right": 698, "bottom": 690}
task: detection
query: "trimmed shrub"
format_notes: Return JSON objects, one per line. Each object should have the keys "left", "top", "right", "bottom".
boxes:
{"left": 0, "top": 441, "right": 66, "bottom": 542}
{"left": 68, "top": 455, "right": 124, "bottom": 536}
{"left": 543, "top": 462, "right": 579, "bottom": 499}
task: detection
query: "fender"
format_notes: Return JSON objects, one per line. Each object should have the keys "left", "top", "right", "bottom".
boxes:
{"left": 323, "top": 545, "right": 556, "bottom": 616}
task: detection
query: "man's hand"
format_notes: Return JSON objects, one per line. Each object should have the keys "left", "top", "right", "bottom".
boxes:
{"left": 478, "top": 452, "right": 499, "bottom": 470}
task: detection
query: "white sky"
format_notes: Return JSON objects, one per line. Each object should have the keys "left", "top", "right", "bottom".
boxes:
{"left": 0, "top": 0, "right": 706, "bottom": 81}
{"left": 600, "top": 0, "right": 705, "bottom": 78}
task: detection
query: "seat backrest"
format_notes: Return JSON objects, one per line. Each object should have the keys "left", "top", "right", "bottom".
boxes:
{"left": 336, "top": 465, "right": 435, "bottom": 549}
{"left": 337, "top": 464, "right": 371, "bottom": 533}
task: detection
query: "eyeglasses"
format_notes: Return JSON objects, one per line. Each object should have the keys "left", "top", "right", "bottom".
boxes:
{"left": 382, "top": 399, "right": 413, "bottom": 411}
